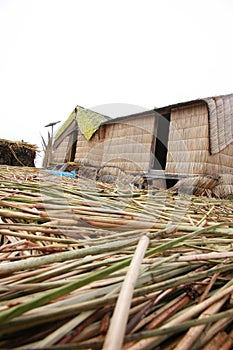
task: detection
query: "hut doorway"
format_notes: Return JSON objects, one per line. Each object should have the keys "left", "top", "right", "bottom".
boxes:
{"left": 153, "top": 113, "right": 170, "bottom": 170}
{"left": 65, "top": 130, "right": 78, "bottom": 162}
{"left": 70, "top": 138, "right": 77, "bottom": 162}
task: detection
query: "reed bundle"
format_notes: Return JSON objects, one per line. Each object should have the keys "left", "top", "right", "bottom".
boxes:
{"left": 0, "top": 165, "right": 233, "bottom": 349}
{"left": 0, "top": 139, "right": 38, "bottom": 167}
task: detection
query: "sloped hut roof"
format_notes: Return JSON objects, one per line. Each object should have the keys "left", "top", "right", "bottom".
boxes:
{"left": 50, "top": 107, "right": 110, "bottom": 166}
{"left": 54, "top": 106, "right": 110, "bottom": 145}
{"left": 54, "top": 93, "right": 233, "bottom": 149}
{"left": 53, "top": 108, "right": 78, "bottom": 149}
{"left": 99, "top": 93, "right": 233, "bottom": 154}
{"left": 77, "top": 107, "right": 109, "bottom": 140}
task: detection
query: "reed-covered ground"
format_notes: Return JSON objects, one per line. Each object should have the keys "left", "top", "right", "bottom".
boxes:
{"left": 0, "top": 165, "right": 233, "bottom": 349}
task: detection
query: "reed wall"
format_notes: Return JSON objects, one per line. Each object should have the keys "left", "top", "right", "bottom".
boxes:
{"left": 52, "top": 135, "right": 70, "bottom": 164}
{"left": 74, "top": 128, "right": 104, "bottom": 167}
{"left": 75, "top": 113, "right": 156, "bottom": 173}
{"left": 165, "top": 102, "right": 233, "bottom": 176}
{"left": 101, "top": 114, "right": 155, "bottom": 173}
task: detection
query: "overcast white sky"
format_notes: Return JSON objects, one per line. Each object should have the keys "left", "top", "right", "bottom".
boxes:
{"left": 0, "top": 0, "right": 233, "bottom": 165}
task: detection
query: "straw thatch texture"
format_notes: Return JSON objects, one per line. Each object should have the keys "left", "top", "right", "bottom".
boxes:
{"left": 204, "top": 94, "right": 233, "bottom": 154}
{"left": 49, "top": 95, "right": 232, "bottom": 186}
{"left": 101, "top": 114, "right": 156, "bottom": 173}
{"left": 165, "top": 102, "right": 210, "bottom": 175}
{"left": 165, "top": 102, "right": 233, "bottom": 176}
{"left": 53, "top": 107, "right": 108, "bottom": 167}
{"left": 52, "top": 109, "right": 79, "bottom": 165}
{"left": 74, "top": 128, "right": 104, "bottom": 168}
{"left": 212, "top": 174, "right": 233, "bottom": 199}
{"left": 205, "top": 141, "right": 233, "bottom": 175}
{"left": 171, "top": 175, "right": 220, "bottom": 196}
{"left": 54, "top": 108, "right": 77, "bottom": 142}
{"left": 77, "top": 108, "right": 108, "bottom": 141}
{"left": 0, "top": 166, "right": 233, "bottom": 349}
{"left": 0, "top": 139, "right": 37, "bottom": 167}
{"left": 52, "top": 134, "right": 71, "bottom": 164}
{"left": 75, "top": 113, "right": 156, "bottom": 174}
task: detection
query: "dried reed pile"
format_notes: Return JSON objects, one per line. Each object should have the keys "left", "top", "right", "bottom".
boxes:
{"left": 0, "top": 139, "right": 37, "bottom": 167}
{"left": 0, "top": 165, "right": 233, "bottom": 349}
{"left": 172, "top": 175, "right": 233, "bottom": 199}
{"left": 171, "top": 175, "right": 220, "bottom": 196}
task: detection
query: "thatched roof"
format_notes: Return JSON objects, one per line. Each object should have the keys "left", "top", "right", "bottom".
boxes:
{"left": 55, "top": 106, "right": 110, "bottom": 144}
{"left": 156, "top": 93, "right": 233, "bottom": 155}
{"left": 54, "top": 107, "right": 78, "bottom": 147}
{"left": 0, "top": 166, "right": 233, "bottom": 349}
{"left": 55, "top": 111, "right": 76, "bottom": 139}
{"left": 101, "top": 93, "right": 233, "bottom": 155}
{"left": 54, "top": 94, "right": 233, "bottom": 145}
{"left": 77, "top": 107, "right": 109, "bottom": 140}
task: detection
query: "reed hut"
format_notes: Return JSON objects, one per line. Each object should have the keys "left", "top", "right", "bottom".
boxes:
{"left": 50, "top": 93, "right": 233, "bottom": 195}
{"left": 160, "top": 94, "right": 233, "bottom": 177}
{"left": 154, "top": 93, "right": 233, "bottom": 195}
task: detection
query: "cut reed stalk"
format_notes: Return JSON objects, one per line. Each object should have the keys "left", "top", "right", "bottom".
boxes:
{"left": 0, "top": 166, "right": 233, "bottom": 349}
{"left": 103, "top": 235, "right": 149, "bottom": 350}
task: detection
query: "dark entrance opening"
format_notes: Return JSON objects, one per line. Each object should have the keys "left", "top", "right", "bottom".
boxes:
{"left": 65, "top": 129, "right": 78, "bottom": 163}
{"left": 153, "top": 113, "right": 170, "bottom": 170}
{"left": 70, "top": 138, "right": 77, "bottom": 162}
{"left": 151, "top": 112, "right": 178, "bottom": 188}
